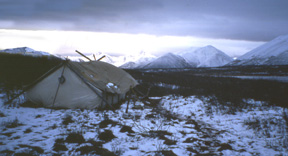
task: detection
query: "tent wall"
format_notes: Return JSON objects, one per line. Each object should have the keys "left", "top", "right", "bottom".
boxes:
{"left": 26, "top": 66, "right": 103, "bottom": 109}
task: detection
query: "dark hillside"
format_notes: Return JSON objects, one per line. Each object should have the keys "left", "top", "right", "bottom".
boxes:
{"left": 0, "top": 53, "right": 62, "bottom": 89}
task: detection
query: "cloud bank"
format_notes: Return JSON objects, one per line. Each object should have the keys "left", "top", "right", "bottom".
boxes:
{"left": 1, "top": 0, "right": 288, "bottom": 41}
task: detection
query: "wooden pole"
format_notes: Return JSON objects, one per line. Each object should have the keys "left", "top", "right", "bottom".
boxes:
{"left": 125, "top": 90, "right": 131, "bottom": 113}
{"left": 97, "top": 55, "right": 106, "bottom": 61}
{"left": 75, "top": 50, "right": 92, "bottom": 61}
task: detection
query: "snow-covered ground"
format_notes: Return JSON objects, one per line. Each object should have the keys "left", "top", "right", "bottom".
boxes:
{"left": 0, "top": 93, "right": 287, "bottom": 155}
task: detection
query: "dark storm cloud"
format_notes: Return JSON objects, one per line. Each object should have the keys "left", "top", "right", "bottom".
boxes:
{"left": 1, "top": 0, "right": 288, "bottom": 41}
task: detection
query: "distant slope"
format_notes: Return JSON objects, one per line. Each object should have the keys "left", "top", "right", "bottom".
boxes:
{"left": 120, "top": 61, "right": 138, "bottom": 69}
{"left": 264, "top": 51, "right": 288, "bottom": 65}
{"left": 179, "top": 45, "right": 233, "bottom": 67}
{"left": 0, "top": 47, "right": 53, "bottom": 57}
{"left": 142, "top": 53, "right": 191, "bottom": 69}
{"left": 229, "top": 34, "right": 288, "bottom": 66}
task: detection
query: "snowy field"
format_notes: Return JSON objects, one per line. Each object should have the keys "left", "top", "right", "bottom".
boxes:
{"left": 1, "top": 92, "right": 287, "bottom": 155}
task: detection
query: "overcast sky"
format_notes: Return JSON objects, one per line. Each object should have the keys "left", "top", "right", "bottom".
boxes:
{"left": 0, "top": 0, "right": 288, "bottom": 56}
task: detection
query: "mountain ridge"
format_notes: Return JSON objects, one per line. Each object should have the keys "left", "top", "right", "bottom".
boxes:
{"left": 142, "top": 53, "right": 191, "bottom": 69}
{"left": 123, "top": 45, "right": 233, "bottom": 69}
{"left": 229, "top": 34, "right": 288, "bottom": 66}
{"left": 179, "top": 45, "right": 233, "bottom": 67}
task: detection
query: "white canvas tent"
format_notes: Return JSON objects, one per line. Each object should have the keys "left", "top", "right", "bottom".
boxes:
{"left": 25, "top": 61, "right": 138, "bottom": 109}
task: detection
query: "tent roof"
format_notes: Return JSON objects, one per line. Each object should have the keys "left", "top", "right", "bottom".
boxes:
{"left": 67, "top": 61, "right": 138, "bottom": 94}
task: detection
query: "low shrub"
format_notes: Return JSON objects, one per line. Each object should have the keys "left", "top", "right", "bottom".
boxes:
{"left": 98, "top": 130, "right": 116, "bottom": 142}
{"left": 62, "top": 114, "right": 74, "bottom": 125}
{"left": 18, "top": 144, "right": 44, "bottom": 154}
{"left": 53, "top": 138, "right": 68, "bottom": 152}
{"left": 75, "top": 145, "right": 96, "bottom": 155}
{"left": 120, "top": 125, "right": 134, "bottom": 133}
{"left": 0, "top": 111, "right": 5, "bottom": 117}
{"left": 65, "top": 132, "right": 85, "bottom": 144}
{"left": 2, "top": 118, "right": 23, "bottom": 128}
{"left": 24, "top": 128, "right": 32, "bottom": 133}
{"left": 98, "top": 119, "right": 118, "bottom": 128}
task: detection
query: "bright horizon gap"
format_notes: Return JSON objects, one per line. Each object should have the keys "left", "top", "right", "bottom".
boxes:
{"left": 0, "top": 29, "right": 265, "bottom": 57}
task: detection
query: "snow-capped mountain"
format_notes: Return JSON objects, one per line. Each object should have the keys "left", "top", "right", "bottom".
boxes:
{"left": 179, "top": 45, "right": 233, "bottom": 67}
{"left": 120, "top": 61, "right": 138, "bottom": 69}
{"left": 122, "top": 46, "right": 233, "bottom": 69}
{"left": 229, "top": 34, "right": 288, "bottom": 66}
{"left": 142, "top": 53, "right": 191, "bottom": 69}
{"left": 120, "top": 51, "right": 157, "bottom": 69}
{"left": 0, "top": 47, "right": 52, "bottom": 56}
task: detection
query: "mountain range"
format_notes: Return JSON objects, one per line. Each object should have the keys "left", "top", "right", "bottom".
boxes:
{"left": 2, "top": 34, "right": 288, "bottom": 68}
{"left": 121, "top": 45, "right": 233, "bottom": 69}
